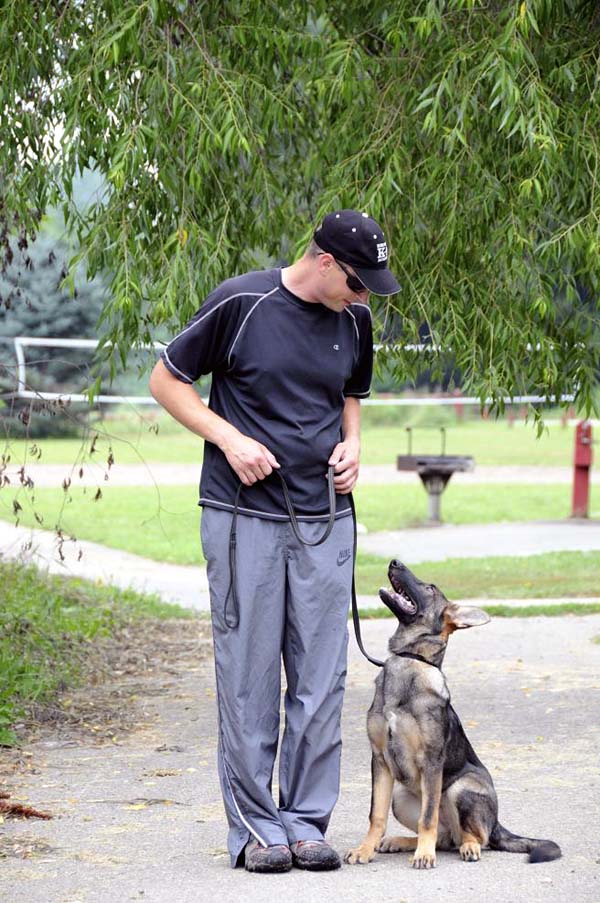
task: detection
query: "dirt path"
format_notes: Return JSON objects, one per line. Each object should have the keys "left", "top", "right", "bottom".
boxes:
{"left": 1, "top": 615, "right": 599, "bottom": 903}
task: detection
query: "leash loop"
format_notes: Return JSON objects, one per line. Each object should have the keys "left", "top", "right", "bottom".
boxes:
{"left": 223, "top": 464, "right": 385, "bottom": 668}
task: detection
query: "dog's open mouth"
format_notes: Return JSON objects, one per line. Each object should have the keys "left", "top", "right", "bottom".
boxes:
{"left": 379, "top": 586, "right": 417, "bottom": 615}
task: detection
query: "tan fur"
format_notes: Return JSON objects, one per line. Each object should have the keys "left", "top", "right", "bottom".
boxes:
{"left": 345, "top": 762, "right": 394, "bottom": 864}
{"left": 378, "top": 836, "right": 418, "bottom": 853}
{"left": 441, "top": 610, "right": 457, "bottom": 642}
{"left": 411, "top": 771, "right": 443, "bottom": 869}
{"left": 367, "top": 712, "right": 387, "bottom": 752}
{"left": 460, "top": 833, "right": 482, "bottom": 861}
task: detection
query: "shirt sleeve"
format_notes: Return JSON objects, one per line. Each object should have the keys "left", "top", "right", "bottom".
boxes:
{"left": 343, "top": 306, "right": 373, "bottom": 398}
{"left": 160, "top": 281, "right": 246, "bottom": 384}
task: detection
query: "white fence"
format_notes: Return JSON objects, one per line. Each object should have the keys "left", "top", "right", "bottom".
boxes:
{"left": 5, "top": 336, "right": 577, "bottom": 408}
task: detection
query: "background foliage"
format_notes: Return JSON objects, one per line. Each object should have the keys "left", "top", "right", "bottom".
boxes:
{"left": 1, "top": 0, "right": 599, "bottom": 411}
{"left": 0, "top": 232, "right": 106, "bottom": 435}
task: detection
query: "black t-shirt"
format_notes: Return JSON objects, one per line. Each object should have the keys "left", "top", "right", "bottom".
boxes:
{"left": 161, "top": 267, "right": 373, "bottom": 521}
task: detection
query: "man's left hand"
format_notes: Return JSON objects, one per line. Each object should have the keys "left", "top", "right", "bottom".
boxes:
{"left": 328, "top": 439, "right": 360, "bottom": 494}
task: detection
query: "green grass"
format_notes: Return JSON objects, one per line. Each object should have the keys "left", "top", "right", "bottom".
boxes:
{"left": 3, "top": 476, "right": 599, "bottom": 565}
{"left": 3, "top": 484, "right": 204, "bottom": 565}
{"left": 3, "top": 482, "right": 597, "bottom": 567}
{"left": 352, "top": 482, "right": 600, "bottom": 530}
{"left": 1, "top": 412, "right": 205, "bottom": 466}
{"left": 2, "top": 405, "right": 597, "bottom": 468}
{"left": 355, "top": 550, "right": 600, "bottom": 599}
{"left": 480, "top": 602, "right": 600, "bottom": 616}
{"left": 363, "top": 419, "right": 588, "bottom": 467}
{"left": 356, "top": 602, "right": 600, "bottom": 619}
{"left": 0, "top": 561, "right": 195, "bottom": 747}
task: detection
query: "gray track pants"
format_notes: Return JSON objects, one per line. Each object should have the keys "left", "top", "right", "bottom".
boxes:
{"left": 200, "top": 506, "right": 354, "bottom": 867}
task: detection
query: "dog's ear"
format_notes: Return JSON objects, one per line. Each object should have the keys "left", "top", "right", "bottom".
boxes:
{"left": 445, "top": 604, "right": 490, "bottom": 631}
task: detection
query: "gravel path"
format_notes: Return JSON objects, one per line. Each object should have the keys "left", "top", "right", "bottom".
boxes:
{"left": 1, "top": 615, "right": 598, "bottom": 903}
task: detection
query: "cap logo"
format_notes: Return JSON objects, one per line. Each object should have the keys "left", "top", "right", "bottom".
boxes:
{"left": 376, "top": 242, "right": 388, "bottom": 262}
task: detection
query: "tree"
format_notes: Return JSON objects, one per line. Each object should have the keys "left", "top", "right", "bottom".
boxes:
{"left": 1, "top": 0, "right": 599, "bottom": 415}
{"left": 0, "top": 234, "right": 106, "bottom": 347}
{"left": 0, "top": 231, "right": 110, "bottom": 436}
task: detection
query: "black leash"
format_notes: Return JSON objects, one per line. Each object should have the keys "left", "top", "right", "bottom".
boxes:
{"left": 224, "top": 465, "right": 385, "bottom": 668}
{"left": 347, "top": 490, "right": 384, "bottom": 667}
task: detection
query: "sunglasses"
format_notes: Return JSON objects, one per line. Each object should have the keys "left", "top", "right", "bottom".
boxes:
{"left": 319, "top": 252, "right": 367, "bottom": 294}
{"left": 334, "top": 259, "right": 368, "bottom": 294}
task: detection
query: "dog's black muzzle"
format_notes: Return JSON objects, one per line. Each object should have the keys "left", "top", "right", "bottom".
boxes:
{"left": 379, "top": 559, "right": 425, "bottom": 620}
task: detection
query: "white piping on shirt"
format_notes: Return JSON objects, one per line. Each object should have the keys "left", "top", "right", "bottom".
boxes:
{"left": 344, "top": 307, "right": 360, "bottom": 344}
{"left": 162, "top": 349, "right": 194, "bottom": 383}
{"left": 169, "top": 291, "right": 266, "bottom": 344}
{"left": 227, "top": 287, "right": 279, "bottom": 368}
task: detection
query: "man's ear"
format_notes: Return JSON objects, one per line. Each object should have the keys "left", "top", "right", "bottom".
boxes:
{"left": 317, "top": 251, "right": 334, "bottom": 276}
{"left": 445, "top": 604, "right": 491, "bottom": 630}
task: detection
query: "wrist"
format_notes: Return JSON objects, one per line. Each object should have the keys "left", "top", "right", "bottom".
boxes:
{"left": 214, "top": 421, "right": 241, "bottom": 454}
{"left": 344, "top": 434, "right": 361, "bottom": 452}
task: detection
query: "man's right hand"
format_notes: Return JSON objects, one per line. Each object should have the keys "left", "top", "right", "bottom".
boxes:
{"left": 221, "top": 433, "right": 280, "bottom": 486}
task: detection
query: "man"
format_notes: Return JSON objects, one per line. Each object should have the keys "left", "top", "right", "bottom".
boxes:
{"left": 149, "top": 209, "right": 400, "bottom": 873}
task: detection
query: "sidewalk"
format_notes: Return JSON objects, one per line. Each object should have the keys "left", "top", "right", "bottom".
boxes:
{"left": 1, "top": 614, "right": 599, "bottom": 903}
{"left": 359, "top": 518, "right": 600, "bottom": 562}
{"left": 1, "top": 517, "right": 599, "bottom": 613}
{"left": 0, "top": 519, "right": 211, "bottom": 610}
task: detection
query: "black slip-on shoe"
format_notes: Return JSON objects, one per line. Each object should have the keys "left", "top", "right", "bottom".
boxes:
{"left": 244, "top": 839, "right": 292, "bottom": 873}
{"left": 290, "top": 840, "right": 342, "bottom": 871}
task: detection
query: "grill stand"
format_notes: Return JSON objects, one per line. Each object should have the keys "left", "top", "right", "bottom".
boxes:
{"left": 396, "top": 454, "right": 475, "bottom": 525}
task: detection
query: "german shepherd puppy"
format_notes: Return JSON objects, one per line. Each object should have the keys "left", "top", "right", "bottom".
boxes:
{"left": 345, "top": 560, "right": 561, "bottom": 869}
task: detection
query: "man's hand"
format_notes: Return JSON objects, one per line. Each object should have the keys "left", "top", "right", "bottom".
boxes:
{"left": 221, "top": 432, "right": 280, "bottom": 486}
{"left": 328, "top": 438, "right": 360, "bottom": 494}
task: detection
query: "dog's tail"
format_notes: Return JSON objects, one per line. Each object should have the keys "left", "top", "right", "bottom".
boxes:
{"left": 489, "top": 822, "right": 561, "bottom": 863}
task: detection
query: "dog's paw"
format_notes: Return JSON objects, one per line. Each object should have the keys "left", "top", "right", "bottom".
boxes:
{"left": 411, "top": 848, "right": 437, "bottom": 869}
{"left": 459, "top": 841, "right": 481, "bottom": 862}
{"left": 378, "top": 836, "right": 417, "bottom": 854}
{"left": 344, "top": 844, "right": 376, "bottom": 865}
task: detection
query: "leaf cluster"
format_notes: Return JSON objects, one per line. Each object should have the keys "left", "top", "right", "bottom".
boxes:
{"left": 1, "top": 1, "right": 599, "bottom": 413}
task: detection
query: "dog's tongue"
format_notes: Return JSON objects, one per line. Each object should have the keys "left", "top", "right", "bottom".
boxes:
{"left": 379, "top": 587, "right": 417, "bottom": 615}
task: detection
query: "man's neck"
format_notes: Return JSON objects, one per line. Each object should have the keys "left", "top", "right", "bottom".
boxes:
{"left": 280, "top": 259, "right": 321, "bottom": 303}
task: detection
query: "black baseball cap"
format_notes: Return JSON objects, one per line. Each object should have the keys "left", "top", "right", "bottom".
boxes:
{"left": 314, "top": 209, "right": 400, "bottom": 295}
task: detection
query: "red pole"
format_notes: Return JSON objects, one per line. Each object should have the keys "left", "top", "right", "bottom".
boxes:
{"left": 571, "top": 421, "right": 593, "bottom": 518}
